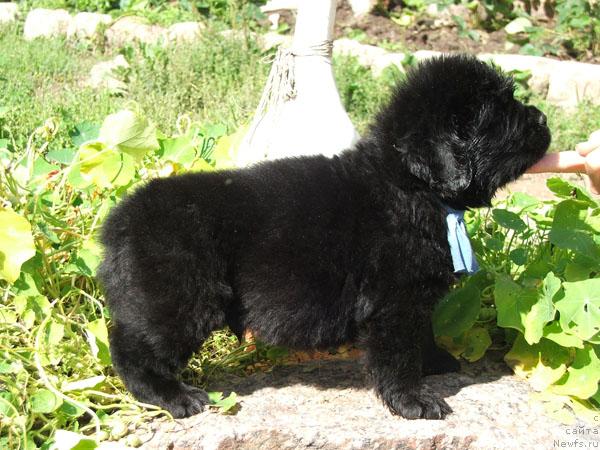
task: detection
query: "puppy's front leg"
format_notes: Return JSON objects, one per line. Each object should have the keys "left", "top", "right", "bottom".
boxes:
{"left": 364, "top": 304, "right": 452, "bottom": 420}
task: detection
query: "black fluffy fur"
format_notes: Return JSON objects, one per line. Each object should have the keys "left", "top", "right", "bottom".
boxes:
{"left": 98, "top": 55, "right": 551, "bottom": 420}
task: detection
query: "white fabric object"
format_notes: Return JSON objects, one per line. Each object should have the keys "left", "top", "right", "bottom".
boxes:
{"left": 236, "top": 0, "right": 359, "bottom": 166}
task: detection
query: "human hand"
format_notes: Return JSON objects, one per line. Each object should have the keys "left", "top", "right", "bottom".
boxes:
{"left": 527, "top": 130, "right": 600, "bottom": 195}
{"left": 576, "top": 130, "right": 600, "bottom": 194}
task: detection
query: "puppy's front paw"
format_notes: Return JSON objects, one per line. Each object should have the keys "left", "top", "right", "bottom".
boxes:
{"left": 162, "top": 383, "right": 209, "bottom": 418}
{"left": 384, "top": 390, "right": 452, "bottom": 420}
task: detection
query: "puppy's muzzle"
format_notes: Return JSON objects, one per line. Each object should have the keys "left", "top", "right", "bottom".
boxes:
{"left": 527, "top": 105, "right": 547, "bottom": 126}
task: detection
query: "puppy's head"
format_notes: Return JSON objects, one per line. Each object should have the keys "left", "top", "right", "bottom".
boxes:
{"left": 370, "top": 54, "right": 551, "bottom": 208}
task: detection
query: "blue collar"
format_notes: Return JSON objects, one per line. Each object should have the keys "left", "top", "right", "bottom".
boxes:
{"left": 444, "top": 206, "right": 479, "bottom": 275}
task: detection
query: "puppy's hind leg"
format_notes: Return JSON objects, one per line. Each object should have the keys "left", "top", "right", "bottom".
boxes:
{"left": 363, "top": 302, "right": 452, "bottom": 420}
{"left": 101, "top": 250, "right": 228, "bottom": 418}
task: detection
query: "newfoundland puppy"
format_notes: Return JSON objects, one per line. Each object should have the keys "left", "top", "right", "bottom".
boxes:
{"left": 99, "top": 55, "right": 551, "bottom": 420}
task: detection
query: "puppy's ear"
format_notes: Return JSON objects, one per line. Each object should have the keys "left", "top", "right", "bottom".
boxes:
{"left": 396, "top": 139, "right": 473, "bottom": 195}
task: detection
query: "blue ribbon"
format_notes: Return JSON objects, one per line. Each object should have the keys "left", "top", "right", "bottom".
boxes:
{"left": 444, "top": 206, "right": 479, "bottom": 275}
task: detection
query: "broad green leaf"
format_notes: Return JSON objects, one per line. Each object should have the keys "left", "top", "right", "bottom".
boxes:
{"left": 46, "top": 320, "right": 65, "bottom": 346}
{"left": 492, "top": 208, "right": 527, "bottom": 232}
{"left": 30, "top": 389, "right": 62, "bottom": 413}
{"left": 556, "top": 279, "right": 600, "bottom": 341}
{"left": 543, "top": 321, "right": 584, "bottom": 349}
{"left": 505, "top": 335, "right": 570, "bottom": 391}
{"left": 461, "top": 327, "right": 491, "bottom": 362}
{"left": 433, "top": 284, "right": 480, "bottom": 337}
{"left": 0, "top": 208, "right": 35, "bottom": 283}
{"left": 494, "top": 275, "right": 537, "bottom": 334}
{"left": 0, "top": 391, "right": 16, "bottom": 417}
{"left": 546, "top": 177, "right": 597, "bottom": 206}
{"left": 46, "top": 148, "right": 76, "bottom": 165}
{"left": 189, "top": 157, "right": 215, "bottom": 172}
{"left": 70, "top": 122, "right": 100, "bottom": 147}
{"left": 62, "top": 375, "right": 106, "bottom": 392}
{"left": 549, "top": 200, "right": 600, "bottom": 261}
{"left": 509, "top": 248, "right": 528, "bottom": 266}
{"left": 212, "top": 125, "right": 247, "bottom": 169}
{"left": 77, "top": 141, "right": 135, "bottom": 189}
{"left": 552, "top": 344, "right": 600, "bottom": 399}
{"left": 51, "top": 430, "right": 97, "bottom": 450}
{"left": 98, "top": 110, "right": 159, "bottom": 162}
{"left": 209, "top": 392, "right": 238, "bottom": 413}
{"left": 509, "top": 192, "right": 540, "bottom": 210}
{"left": 159, "top": 135, "right": 197, "bottom": 167}
{"left": 522, "top": 272, "right": 559, "bottom": 344}
{"left": 86, "top": 318, "right": 111, "bottom": 366}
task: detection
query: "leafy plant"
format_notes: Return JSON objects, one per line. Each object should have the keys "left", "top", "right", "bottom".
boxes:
{"left": 0, "top": 110, "right": 243, "bottom": 449}
{"left": 433, "top": 178, "right": 600, "bottom": 423}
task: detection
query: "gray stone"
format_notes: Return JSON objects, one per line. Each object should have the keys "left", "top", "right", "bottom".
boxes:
{"left": 347, "top": 0, "right": 378, "bottom": 17}
{"left": 333, "top": 38, "right": 388, "bottom": 67}
{"left": 134, "top": 356, "right": 572, "bottom": 449}
{"left": 105, "top": 16, "right": 167, "bottom": 47}
{"left": 67, "top": 12, "right": 112, "bottom": 40}
{"left": 167, "top": 21, "right": 204, "bottom": 44}
{"left": 87, "top": 55, "right": 129, "bottom": 94}
{"left": 24, "top": 8, "right": 71, "bottom": 40}
{"left": 371, "top": 52, "right": 407, "bottom": 77}
{"left": 0, "top": 2, "right": 18, "bottom": 25}
{"left": 259, "top": 31, "right": 292, "bottom": 50}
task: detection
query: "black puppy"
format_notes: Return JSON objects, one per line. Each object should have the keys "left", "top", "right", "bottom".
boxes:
{"left": 99, "top": 55, "right": 550, "bottom": 420}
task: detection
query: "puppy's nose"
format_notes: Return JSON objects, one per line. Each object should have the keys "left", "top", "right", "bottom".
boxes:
{"left": 537, "top": 111, "right": 547, "bottom": 126}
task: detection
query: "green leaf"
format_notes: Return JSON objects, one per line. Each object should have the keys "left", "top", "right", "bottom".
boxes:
{"left": 159, "top": 135, "right": 197, "bottom": 167}
{"left": 556, "top": 279, "right": 600, "bottom": 341}
{"left": 461, "top": 327, "right": 492, "bottom": 362}
{"left": 0, "top": 208, "right": 36, "bottom": 283}
{"left": 543, "top": 321, "right": 584, "bottom": 349}
{"left": 552, "top": 345, "right": 600, "bottom": 399}
{"left": 547, "top": 178, "right": 597, "bottom": 206}
{"left": 509, "top": 248, "right": 528, "bottom": 266}
{"left": 30, "top": 389, "right": 62, "bottom": 413}
{"left": 504, "top": 335, "right": 570, "bottom": 391}
{"left": 52, "top": 430, "right": 97, "bottom": 450}
{"left": 209, "top": 391, "right": 238, "bottom": 413}
{"left": 46, "top": 320, "right": 65, "bottom": 346}
{"left": 549, "top": 200, "right": 600, "bottom": 261}
{"left": 433, "top": 284, "right": 480, "bottom": 337}
{"left": 522, "top": 272, "right": 559, "bottom": 344}
{"left": 86, "top": 318, "right": 112, "bottom": 366}
{"left": 98, "top": 110, "right": 159, "bottom": 162}
{"left": 494, "top": 275, "right": 537, "bottom": 334}
{"left": 492, "top": 208, "right": 527, "bottom": 232}
{"left": 77, "top": 141, "right": 136, "bottom": 189}
{"left": 509, "top": 192, "right": 541, "bottom": 210}
{"left": 70, "top": 122, "right": 100, "bottom": 147}
{"left": 46, "top": 148, "right": 76, "bottom": 165}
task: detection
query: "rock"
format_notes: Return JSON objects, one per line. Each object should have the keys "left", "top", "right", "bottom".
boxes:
{"left": 333, "top": 38, "right": 388, "bottom": 67}
{"left": 105, "top": 16, "right": 167, "bottom": 47}
{"left": 87, "top": 55, "right": 129, "bottom": 94}
{"left": 347, "top": 0, "right": 378, "bottom": 17}
{"left": 67, "top": 12, "right": 112, "bottom": 40}
{"left": 0, "top": 2, "right": 18, "bottom": 25}
{"left": 478, "top": 53, "right": 553, "bottom": 98}
{"left": 479, "top": 54, "right": 600, "bottom": 107}
{"left": 167, "top": 21, "right": 204, "bottom": 44}
{"left": 545, "top": 60, "right": 600, "bottom": 108}
{"left": 134, "top": 357, "right": 571, "bottom": 449}
{"left": 24, "top": 8, "right": 71, "bottom": 40}
{"left": 267, "top": 12, "right": 280, "bottom": 30}
{"left": 259, "top": 31, "right": 291, "bottom": 50}
{"left": 371, "top": 52, "right": 406, "bottom": 77}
